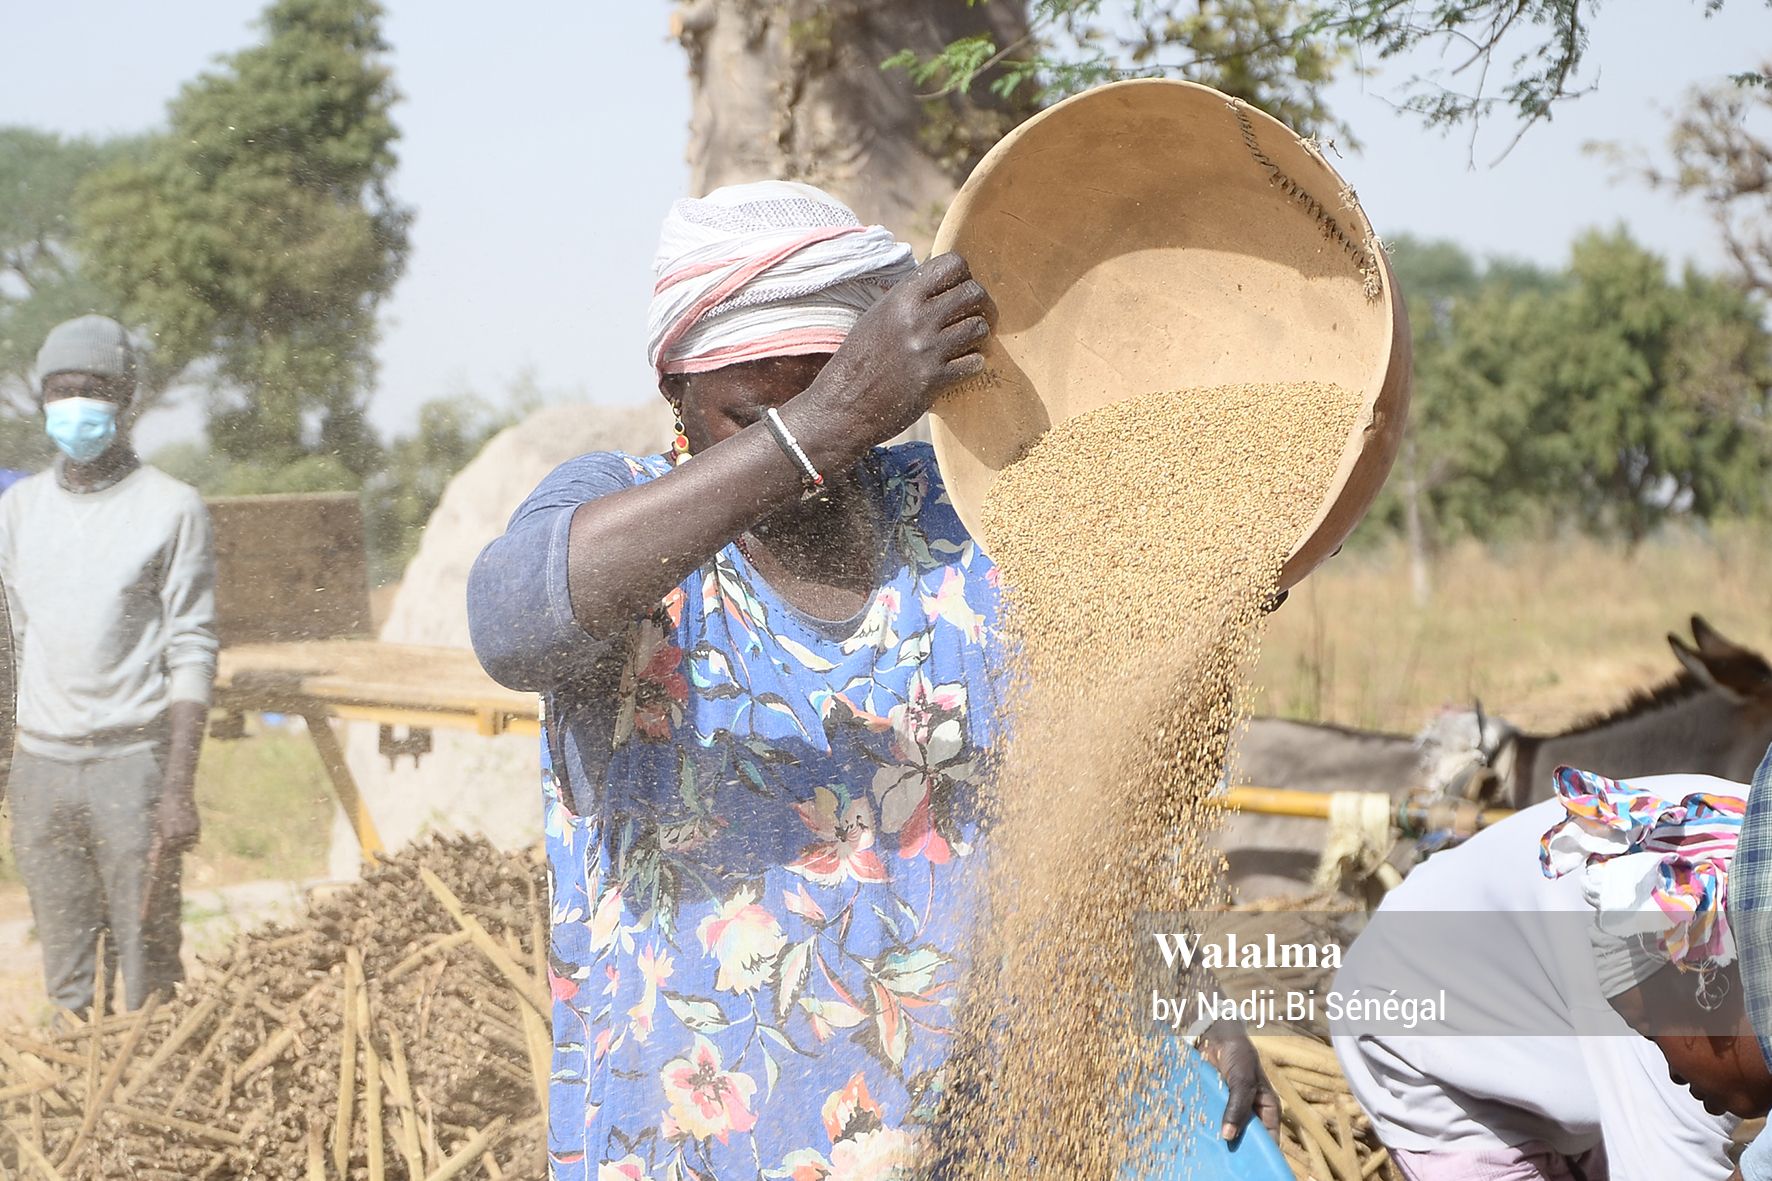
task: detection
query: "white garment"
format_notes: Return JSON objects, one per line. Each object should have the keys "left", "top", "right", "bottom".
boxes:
{"left": 1743, "top": 1129, "right": 1772, "bottom": 1181}
{"left": 646, "top": 181, "right": 916, "bottom": 375}
{"left": 1331, "top": 785, "right": 1741, "bottom": 1180}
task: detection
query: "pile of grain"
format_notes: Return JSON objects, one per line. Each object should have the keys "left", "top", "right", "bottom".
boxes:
{"left": 0, "top": 838, "right": 547, "bottom": 1179}
{"left": 943, "top": 382, "right": 1364, "bottom": 1178}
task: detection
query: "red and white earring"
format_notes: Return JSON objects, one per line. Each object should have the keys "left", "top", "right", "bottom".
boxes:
{"left": 671, "top": 407, "right": 691, "bottom": 465}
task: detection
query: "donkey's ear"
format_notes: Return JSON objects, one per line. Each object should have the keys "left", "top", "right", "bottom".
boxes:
{"left": 1670, "top": 630, "right": 1772, "bottom": 702}
{"left": 1670, "top": 634, "right": 1723, "bottom": 690}
{"left": 1690, "top": 615, "right": 1760, "bottom": 663}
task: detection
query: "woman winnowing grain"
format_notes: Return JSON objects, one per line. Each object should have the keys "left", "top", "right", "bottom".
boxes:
{"left": 467, "top": 181, "right": 1276, "bottom": 1180}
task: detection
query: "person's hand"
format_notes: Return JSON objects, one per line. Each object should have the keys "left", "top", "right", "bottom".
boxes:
{"left": 142, "top": 786, "right": 199, "bottom": 923}
{"left": 1199, "top": 1020, "right": 1282, "bottom": 1142}
{"left": 155, "top": 787, "right": 201, "bottom": 855}
{"left": 788, "top": 252, "right": 997, "bottom": 458}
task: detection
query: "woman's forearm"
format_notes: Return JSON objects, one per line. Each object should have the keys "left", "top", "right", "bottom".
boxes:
{"left": 565, "top": 406, "right": 856, "bottom": 639}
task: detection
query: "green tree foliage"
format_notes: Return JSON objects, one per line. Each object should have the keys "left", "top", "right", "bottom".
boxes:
{"left": 361, "top": 390, "right": 536, "bottom": 583}
{"left": 1376, "top": 236, "right": 1560, "bottom": 547}
{"left": 156, "top": 386, "right": 535, "bottom": 584}
{"left": 1409, "top": 284, "right": 1558, "bottom": 537}
{"left": 0, "top": 129, "right": 146, "bottom": 416}
{"left": 77, "top": 0, "right": 411, "bottom": 478}
{"left": 0, "top": 422, "right": 54, "bottom": 473}
{"left": 888, "top": 0, "right": 1357, "bottom": 138}
{"left": 1528, "top": 229, "right": 1772, "bottom": 543}
{"left": 1366, "top": 231, "right": 1772, "bottom": 562}
{"left": 149, "top": 443, "right": 361, "bottom": 499}
{"left": 897, "top": 0, "right": 1764, "bottom": 144}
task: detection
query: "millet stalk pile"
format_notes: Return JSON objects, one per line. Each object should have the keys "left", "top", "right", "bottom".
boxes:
{"left": 0, "top": 838, "right": 546, "bottom": 1179}
{"left": 943, "top": 381, "right": 1364, "bottom": 1179}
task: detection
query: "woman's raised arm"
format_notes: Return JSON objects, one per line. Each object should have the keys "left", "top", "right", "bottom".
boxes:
{"left": 560, "top": 253, "right": 997, "bottom": 641}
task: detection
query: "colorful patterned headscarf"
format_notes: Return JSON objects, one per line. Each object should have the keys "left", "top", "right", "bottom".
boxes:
{"left": 1540, "top": 766, "right": 1748, "bottom": 997}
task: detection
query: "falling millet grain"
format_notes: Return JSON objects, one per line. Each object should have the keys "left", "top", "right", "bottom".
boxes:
{"left": 942, "top": 381, "right": 1362, "bottom": 1179}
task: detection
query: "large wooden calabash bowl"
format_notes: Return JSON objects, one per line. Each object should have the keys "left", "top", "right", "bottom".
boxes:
{"left": 928, "top": 79, "right": 1411, "bottom": 591}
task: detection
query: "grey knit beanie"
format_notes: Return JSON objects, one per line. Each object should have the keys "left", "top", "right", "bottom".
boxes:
{"left": 34, "top": 315, "right": 136, "bottom": 393}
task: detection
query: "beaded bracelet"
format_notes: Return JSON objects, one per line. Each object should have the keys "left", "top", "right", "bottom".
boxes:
{"left": 764, "top": 407, "right": 825, "bottom": 499}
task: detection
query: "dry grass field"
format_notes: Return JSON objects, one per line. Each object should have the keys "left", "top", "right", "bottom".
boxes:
{"left": 1255, "top": 524, "right": 1772, "bottom": 734}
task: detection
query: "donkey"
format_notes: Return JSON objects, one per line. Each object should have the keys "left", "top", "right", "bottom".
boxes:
{"left": 1494, "top": 616, "right": 1772, "bottom": 806}
{"left": 1218, "top": 616, "right": 1772, "bottom": 901}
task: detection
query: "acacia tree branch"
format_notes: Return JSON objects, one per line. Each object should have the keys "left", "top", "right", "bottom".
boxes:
{"left": 912, "top": 31, "right": 1038, "bottom": 99}
{"left": 1139, "top": 11, "right": 1369, "bottom": 75}
{"left": 1448, "top": 0, "right": 1532, "bottom": 76}
{"left": 1459, "top": 10, "right": 1505, "bottom": 165}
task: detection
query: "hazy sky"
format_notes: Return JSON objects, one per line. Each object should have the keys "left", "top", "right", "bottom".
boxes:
{"left": 3, "top": 1, "right": 1768, "bottom": 451}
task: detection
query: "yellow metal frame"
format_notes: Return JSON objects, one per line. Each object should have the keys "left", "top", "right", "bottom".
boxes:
{"left": 317, "top": 701, "right": 539, "bottom": 739}
{"left": 299, "top": 710, "right": 387, "bottom": 862}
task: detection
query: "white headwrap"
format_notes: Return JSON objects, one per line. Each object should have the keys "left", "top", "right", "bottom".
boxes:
{"left": 646, "top": 181, "right": 917, "bottom": 377}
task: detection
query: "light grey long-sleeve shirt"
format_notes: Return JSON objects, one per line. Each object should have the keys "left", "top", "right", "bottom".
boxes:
{"left": 0, "top": 459, "right": 218, "bottom": 760}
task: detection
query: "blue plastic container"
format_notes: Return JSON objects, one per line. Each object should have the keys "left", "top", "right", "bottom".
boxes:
{"left": 1123, "top": 1041, "right": 1294, "bottom": 1180}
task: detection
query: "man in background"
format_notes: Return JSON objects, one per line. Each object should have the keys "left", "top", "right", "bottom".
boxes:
{"left": 0, "top": 315, "right": 217, "bottom": 1015}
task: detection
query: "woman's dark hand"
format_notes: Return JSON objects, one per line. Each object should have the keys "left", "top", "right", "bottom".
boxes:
{"left": 787, "top": 252, "right": 997, "bottom": 463}
{"left": 1199, "top": 1020, "right": 1282, "bottom": 1142}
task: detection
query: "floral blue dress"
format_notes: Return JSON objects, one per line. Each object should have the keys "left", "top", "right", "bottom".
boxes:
{"left": 471, "top": 443, "right": 1001, "bottom": 1181}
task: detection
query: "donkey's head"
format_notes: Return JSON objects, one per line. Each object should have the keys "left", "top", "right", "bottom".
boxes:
{"left": 1668, "top": 615, "right": 1772, "bottom": 705}
{"left": 1520, "top": 617, "right": 1772, "bottom": 806}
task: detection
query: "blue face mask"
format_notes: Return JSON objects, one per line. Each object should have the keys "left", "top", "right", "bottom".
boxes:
{"left": 43, "top": 396, "right": 121, "bottom": 464}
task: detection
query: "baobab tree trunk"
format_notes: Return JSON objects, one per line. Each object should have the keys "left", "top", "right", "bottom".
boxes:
{"left": 670, "top": 0, "right": 1035, "bottom": 254}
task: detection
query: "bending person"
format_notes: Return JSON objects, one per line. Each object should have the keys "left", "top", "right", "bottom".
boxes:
{"left": 1727, "top": 745, "right": 1772, "bottom": 1180}
{"left": 1331, "top": 770, "right": 1744, "bottom": 1180}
